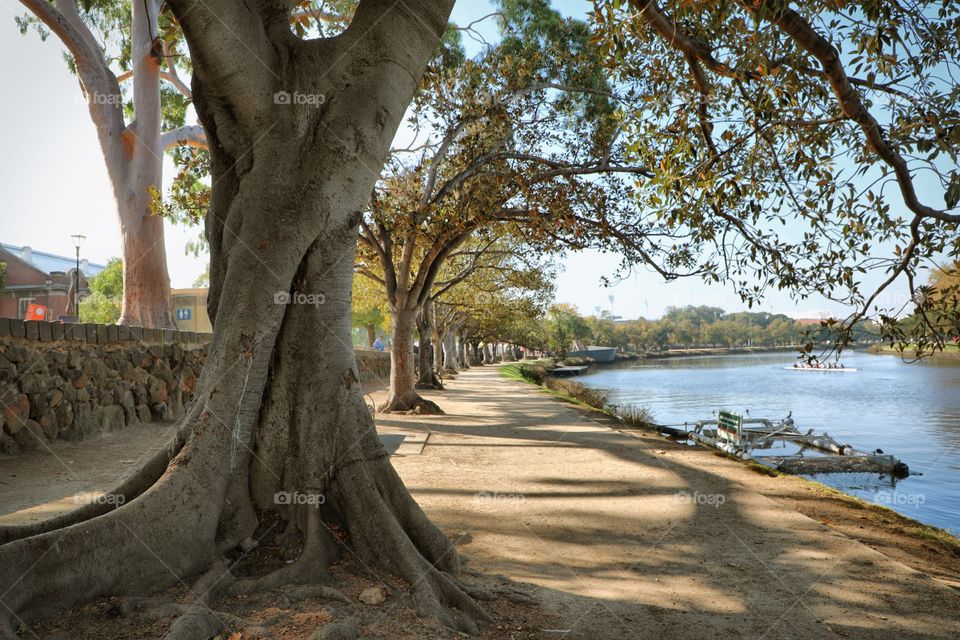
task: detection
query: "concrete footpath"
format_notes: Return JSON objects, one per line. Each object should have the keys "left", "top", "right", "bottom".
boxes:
{"left": 374, "top": 366, "right": 960, "bottom": 639}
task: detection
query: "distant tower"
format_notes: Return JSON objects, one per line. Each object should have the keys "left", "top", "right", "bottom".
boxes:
{"left": 608, "top": 295, "right": 615, "bottom": 319}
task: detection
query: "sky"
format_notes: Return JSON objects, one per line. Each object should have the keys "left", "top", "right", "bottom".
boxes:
{"left": 0, "top": 0, "right": 918, "bottom": 321}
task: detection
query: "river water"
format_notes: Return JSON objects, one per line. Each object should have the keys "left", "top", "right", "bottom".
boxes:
{"left": 577, "top": 351, "right": 960, "bottom": 533}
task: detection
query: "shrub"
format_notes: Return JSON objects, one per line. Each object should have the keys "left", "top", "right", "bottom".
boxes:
{"left": 543, "top": 378, "right": 609, "bottom": 409}
{"left": 611, "top": 402, "right": 656, "bottom": 429}
{"left": 515, "top": 363, "right": 550, "bottom": 385}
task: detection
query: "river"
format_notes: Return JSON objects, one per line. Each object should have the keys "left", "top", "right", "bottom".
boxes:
{"left": 577, "top": 351, "right": 960, "bottom": 534}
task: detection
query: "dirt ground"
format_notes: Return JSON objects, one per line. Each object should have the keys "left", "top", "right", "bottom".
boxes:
{"left": 2, "top": 366, "right": 959, "bottom": 639}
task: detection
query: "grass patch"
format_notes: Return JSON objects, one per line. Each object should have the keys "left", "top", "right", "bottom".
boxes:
{"left": 500, "top": 362, "right": 658, "bottom": 429}
{"left": 901, "top": 525, "right": 960, "bottom": 554}
{"left": 543, "top": 378, "right": 609, "bottom": 408}
{"left": 745, "top": 459, "right": 781, "bottom": 477}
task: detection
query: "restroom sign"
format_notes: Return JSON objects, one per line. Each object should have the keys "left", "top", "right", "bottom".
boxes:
{"left": 176, "top": 308, "right": 192, "bottom": 321}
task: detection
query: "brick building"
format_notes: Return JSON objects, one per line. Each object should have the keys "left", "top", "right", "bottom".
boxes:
{"left": 0, "top": 243, "right": 106, "bottom": 320}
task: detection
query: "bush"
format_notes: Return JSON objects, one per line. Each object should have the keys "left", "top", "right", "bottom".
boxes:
{"left": 611, "top": 402, "right": 656, "bottom": 429}
{"left": 515, "top": 363, "right": 550, "bottom": 385}
{"left": 543, "top": 378, "right": 609, "bottom": 409}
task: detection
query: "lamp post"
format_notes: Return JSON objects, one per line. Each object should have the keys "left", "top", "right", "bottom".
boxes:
{"left": 71, "top": 234, "right": 85, "bottom": 321}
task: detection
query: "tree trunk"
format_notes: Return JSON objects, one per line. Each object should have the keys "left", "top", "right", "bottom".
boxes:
{"left": 0, "top": 2, "right": 487, "bottom": 636}
{"left": 118, "top": 202, "right": 176, "bottom": 328}
{"left": 379, "top": 307, "right": 441, "bottom": 413}
{"left": 432, "top": 328, "right": 444, "bottom": 373}
{"left": 458, "top": 334, "right": 469, "bottom": 369}
{"left": 366, "top": 322, "right": 376, "bottom": 347}
{"left": 442, "top": 330, "right": 458, "bottom": 372}
{"left": 415, "top": 310, "right": 444, "bottom": 391}
{"left": 469, "top": 341, "right": 483, "bottom": 366}
{"left": 117, "top": 0, "right": 175, "bottom": 329}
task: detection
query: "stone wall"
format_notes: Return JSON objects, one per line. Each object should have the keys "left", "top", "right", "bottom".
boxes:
{"left": 0, "top": 319, "right": 390, "bottom": 454}
{"left": 354, "top": 347, "right": 391, "bottom": 388}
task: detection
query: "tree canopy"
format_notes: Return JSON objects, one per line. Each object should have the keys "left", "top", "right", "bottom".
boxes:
{"left": 79, "top": 257, "right": 123, "bottom": 324}
{"left": 590, "top": 0, "right": 960, "bottom": 355}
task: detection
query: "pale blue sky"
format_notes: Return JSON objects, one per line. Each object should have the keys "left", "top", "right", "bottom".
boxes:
{"left": 0, "top": 0, "right": 914, "bottom": 320}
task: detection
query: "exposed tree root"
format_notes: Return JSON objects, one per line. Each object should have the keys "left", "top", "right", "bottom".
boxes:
{"left": 378, "top": 395, "right": 444, "bottom": 415}
{"left": 461, "top": 577, "right": 535, "bottom": 604}
{"left": 229, "top": 510, "right": 335, "bottom": 594}
{"left": 416, "top": 371, "right": 445, "bottom": 391}
{"left": 333, "top": 460, "right": 490, "bottom": 634}
{"left": 163, "top": 608, "right": 246, "bottom": 640}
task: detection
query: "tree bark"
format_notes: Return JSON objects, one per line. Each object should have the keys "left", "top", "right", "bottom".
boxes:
{"left": 115, "top": 0, "right": 176, "bottom": 329}
{"left": 379, "top": 307, "right": 441, "bottom": 413}
{"left": 457, "top": 333, "right": 469, "bottom": 369}
{"left": 442, "top": 330, "right": 458, "bottom": 372}
{"left": 366, "top": 322, "right": 376, "bottom": 347}
{"left": 118, "top": 202, "right": 175, "bottom": 328}
{"left": 469, "top": 341, "right": 483, "bottom": 366}
{"left": 415, "top": 309, "right": 444, "bottom": 391}
{"left": 0, "top": 1, "right": 485, "bottom": 636}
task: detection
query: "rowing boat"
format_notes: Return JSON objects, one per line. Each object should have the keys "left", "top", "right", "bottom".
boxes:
{"left": 784, "top": 366, "right": 857, "bottom": 372}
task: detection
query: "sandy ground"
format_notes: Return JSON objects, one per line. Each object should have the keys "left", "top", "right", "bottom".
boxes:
{"left": 2, "top": 366, "right": 959, "bottom": 639}
{"left": 373, "top": 366, "right": 960, "bottom": 639}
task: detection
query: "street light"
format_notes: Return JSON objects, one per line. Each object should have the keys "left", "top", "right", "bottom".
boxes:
{"left": 71, "top": 234, "right": 85, "bottom": 322}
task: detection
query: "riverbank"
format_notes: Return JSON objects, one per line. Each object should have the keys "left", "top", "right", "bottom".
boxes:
{"left": 386, "top": 368, "right": 960, "bottom": 638}
{"left": 627, "top": 344, "right": 801, "bottom": 359}
{"left": 4, "top": 366, "right": 959, "bottom": 638}
{"left": 868, "top": 343, "right": 960, "bottom": 360}
{"left": 502, "top": 360, "right": 960, "bottom": 560}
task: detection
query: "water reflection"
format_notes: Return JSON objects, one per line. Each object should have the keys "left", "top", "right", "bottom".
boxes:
{"left": 579, "top": 352, "right": 960, "bottom": 533}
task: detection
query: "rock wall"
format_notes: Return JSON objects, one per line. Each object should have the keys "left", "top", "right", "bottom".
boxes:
{"left": 0, "top": 319, "right": 390, "bottom": 454}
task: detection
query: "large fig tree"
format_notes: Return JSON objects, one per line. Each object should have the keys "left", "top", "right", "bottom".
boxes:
{"left": 0, "top": 1, "right": 495, "bottom": 636}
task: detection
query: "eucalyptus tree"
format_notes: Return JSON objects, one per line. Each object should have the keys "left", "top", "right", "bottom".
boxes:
{"left": 591, "top": 0, "right": 960, "bottom": 356}
{"left": 0, "top": 2, "right": 500, "bottom": 637}
{"left": 14, "top": 0, "right": 207, "bottom": 327}
{"left": 12, "top": 1, "right": 349, "bottom": 328}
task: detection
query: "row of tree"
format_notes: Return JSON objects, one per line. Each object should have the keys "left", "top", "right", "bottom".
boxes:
{"left": 515, "top": 304, "right": 880, "bottom": 356}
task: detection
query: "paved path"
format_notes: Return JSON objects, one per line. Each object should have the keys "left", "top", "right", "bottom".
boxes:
{"left": 373, "top": 366, "right": 960, "bottom": 640}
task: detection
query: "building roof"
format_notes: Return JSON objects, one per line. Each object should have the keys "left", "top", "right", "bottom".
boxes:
{"left": 1, "top": 243, "right": 106, "bottom": 277}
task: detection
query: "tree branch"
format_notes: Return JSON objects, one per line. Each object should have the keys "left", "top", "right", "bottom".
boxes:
{"left": 631, "top": 0, "right": 760, "bottom": 82}
{"left": 747, "top": 1, "right": 959, "bottom": 224}
{"left": 160, "top": 125, "right": 208, "bottom": 150}
{"left": 20, "top": 0, "right": 126, "bottom": 164}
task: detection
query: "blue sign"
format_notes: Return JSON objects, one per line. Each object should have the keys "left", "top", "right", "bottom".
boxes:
{"left": 176, "top": 308, "right": 192, "bottom": 321}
